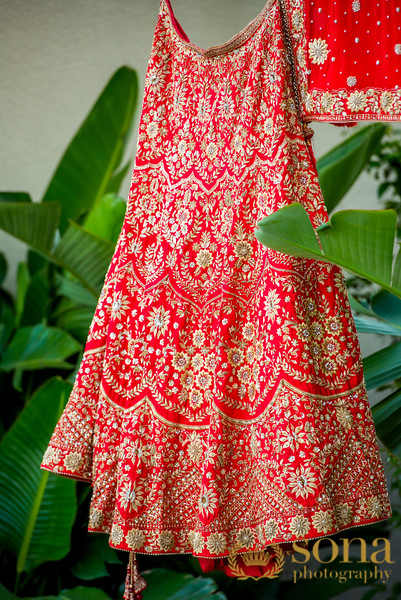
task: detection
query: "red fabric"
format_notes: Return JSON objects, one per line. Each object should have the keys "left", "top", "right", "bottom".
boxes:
{"left": 283, "top": 0, "right": 401, "bottom": 121}
{"left": 41, "top": 0, "right": 393, "bottom": 572}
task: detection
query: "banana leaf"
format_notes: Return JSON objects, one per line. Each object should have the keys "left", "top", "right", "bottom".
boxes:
{"left": 55, "top": 274, "right": 97, "bottom": 308}
{"left": 254, "top": 204, "right": 401, "bottom": 298}
{"left": 52, "top": 222, "right": 114, "bottom": 296}
{"left": 0, "top": 205, "right": 114, "bottom": 296}
{"left": 372, "top": 387, "right": 401, "bottom": 460}
{"left": 316, "top": 123, "right": 388, "bottom": 213}
{"left": 0, "top": 202, "right": 60, "bottom": 253}
{"left": 142, "top": 569, "right": 227, "bottom": 600}
{"left": 0, "top": 323, "right": 81, "bottom": 372}
{"left": 0, "top": 192, "right": 32, "bottom": 203}
{"left": 0, "top": 583, "right": 112, "bottom": 600}
{"left": 41, "top": 66, "right": 138, "bottom": 234}
{"left": 83, "top": 194, "right": 126, "bottom": 245}
{"left": 363, "top": 341, "right": 401, "bottom": 390}
{"left": 0, "top": 252, "right": 7, "bottom": 285}
{"left": 0, "top": 377, "right": 76, "bottom": 574}
{"left": 68, "top": 534, "right": 121, "bottom": 581}
{"left": 353, "top": 315, "right": 401, "bottom": 336}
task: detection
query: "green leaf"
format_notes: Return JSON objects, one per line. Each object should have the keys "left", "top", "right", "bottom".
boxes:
{"left": 0, "top": 377, "right": 76, "bottom": 574}
{"left": 255, "top": 204, "right": 401, "bottom": 298}
{"left": 353, "top": 315, "right": 401, "bottom": 336}
{"left": 42, "top": 66, "right": 138, "bottom": 233}
{"left": 0, "top": 323, "right": 81, "bottom": 372}
{"left": 16, "top": 262, "right": 31, "bottom": 327}
{"left": 56, "top": 587, "right": 113, "bottom": 600}
{"left": 68, "top": 534, "right": 121, "bottom": 580}
{"left": 105, "top": 159, "right": 133, "bottom": 195}
{"left": 255, "top": 202, "right": 322, "bottom": 258}
{"left": 53, "top": 222, "right": 114, "bottom": 296}
{"left": 53, "top": 302, "right": 95, "bottom": 344}
{"left": 0, "top": 252, "right": 7, "bottom": 285}
{"left": 142, "top": 568, "right": 227, "bottom": 600}
{"left": 363, "top": 341, "right": 401, "bottom": 390}
{"left": 372, "top": 286, "right": 401, "bottom": 329}
{"left": 0, "top": 202, "right": 60, "bottom": 253}
{"left": 372, "top": 387, "right": 401, "bottom": 459}
{"left": 83, "top": 194, "right": 126, "bottom": 244}
{"left": 55, "top": 274, "right": 97, "bottom": 308}
{"left": 0, "top": 584, "right": 114, "bottom": 600}
{"left": 0, "top": 289, "right": 15, "bottom": 352}
{"left": 0, "top": 192, "right": 32, "bottom": 203}
{"left": 20, "top": 269, "right": 51, "bottom": 327}
{"left": 317, "top": 124, "right": 388, "bottom": 213}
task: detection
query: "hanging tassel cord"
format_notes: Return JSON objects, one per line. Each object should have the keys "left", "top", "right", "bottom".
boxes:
{"left": 123, "top": 552, "right": 148, "bottom": 600}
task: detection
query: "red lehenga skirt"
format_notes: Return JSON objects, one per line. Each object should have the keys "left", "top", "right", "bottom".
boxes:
{"left": 41, "top": 0, "right": 392, "bottom": 590}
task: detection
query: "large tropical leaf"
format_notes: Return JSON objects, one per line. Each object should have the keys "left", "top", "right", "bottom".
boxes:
{"left": 0, "top": 202, "right": 60, "bottom": 253}
{"left": 0, "top": 323, "right": 81, "bottom": 372}
{"left": 0, "top": 377, "right": 76, "bottom": 574}
{"left": 254, "top": 204, "right": 401, "bottom": 298}
{"left": 372, "top": 387, "right": 401, "bottom": 460}
{"left": 83, "top": 193, "right": 126, "bottom": 244}
{"left": 42, "top": 66, "right": 138, "bottom": 233}
{"left": 363, "top": 341, "right": 401, "bottom": 390}
{"left": 141, "top": 569, "right": 227, "bottom": 600}
{"left": 0, "top": 583, "right": 113, "bottom": 600}
{"left": 316, "top": 123, "right": 388, "bottom": 213}
{"left": 353, "top": 315, "right": 401, "bottom": 336}
{"left": 0, "top": 192, "right": 32, "bottom": 203}
{"left": 52, "top": 222, "right": 114, "bottom": 296}
{"left": 68, "top": 534, "right": 121, "bottom": 581}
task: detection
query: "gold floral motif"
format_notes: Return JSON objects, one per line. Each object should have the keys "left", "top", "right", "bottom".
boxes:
{"left": 242, "top": 322, "right": 256, "bottom": 340}
{"left": 289, "top": 515, "right": 310, "bottom": 537}
{"left": 236, "top": 528, "right": 256, "bottom": 548}
{"left": 335, "top": 503, "right": 353, "bottom": 526}
{"left": 158, "top": 531, "right": 175, "bottom": 551}
{"left": 64, "top": 452, "right": 83, "bottom": 472}
{"left": 227, "top": 347, "right": 244, "bottom": 367}
{"left": 347, "top": 91, "right": 367, "bottom": 112}
{"left": 265, "top": 289, "right": 281, "bottom": 321}
{"left": 188, "top": 530, "right": 205, "bottom": 553}
{"left": 110, "top": 524, "right": 124, "bottom": 546}
{"left": 126, "top": 528, "right": 146, "bottom": 550}
{"left": 172, "top": 351, "right": 190, "bottom": 371}
{"left": 366, "top": 496, "right": 383, "bottom": 518}
{"left": 181, "top": 370, "right": 195, "bottom": 389}
{"left": 265, "top": 519, "right": 279, "bottom": 540}
{"left": 147, "top": 306, "right": 170, "bottom": 336}
{"left": 119, "top": 481, "right": 144, "bottom": 512}
{"left": 206, "top": 532, "right": 227, "bottom": 554}
{"left": 308, "top": 38, "right": 329, "bottom": 65}
{"left": 288, "top": 466, "right": 318, "bottom": 498}
{"left": 234, "top": 241, "right": 253, "bottom": 260}
{"left": 146, "top": 121, "right": 158, "bottom": 138}
{"left": 196, "top": 249, "right": 213, "bottom": 267}
{"left": 312, "top": 510, "right": 334, "bottom": 534}
{"left": 291, "top": 11, "right": 303, "bottom": 32}
{"left": 380, "top": 91, "right": 393, "bottom": 113}
{"left": 187, "top": 435, "right": 203, "bottom": 461}
{"left": 89, "top": 508, "right": 104, "bottom": 529}
{"left": 336, "top": 406, "right": 353, "bottom": 429}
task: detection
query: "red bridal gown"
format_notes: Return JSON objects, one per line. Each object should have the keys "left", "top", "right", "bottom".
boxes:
{"left": 41, "top": 0, "right": 400, "bottom": 584}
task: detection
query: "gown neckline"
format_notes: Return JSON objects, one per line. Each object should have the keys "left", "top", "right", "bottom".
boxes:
{"left": 162, "top": 0, "right": 275, "bottom": 58}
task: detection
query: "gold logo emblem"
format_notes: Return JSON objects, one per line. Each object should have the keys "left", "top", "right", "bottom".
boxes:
{"left": 226, "top": 545, "right": 285, "bottom": 580}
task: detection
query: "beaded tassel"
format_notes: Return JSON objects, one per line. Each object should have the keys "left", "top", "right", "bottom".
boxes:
{"left": 123, "top": 552, "right": 148, "bottom": 600}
